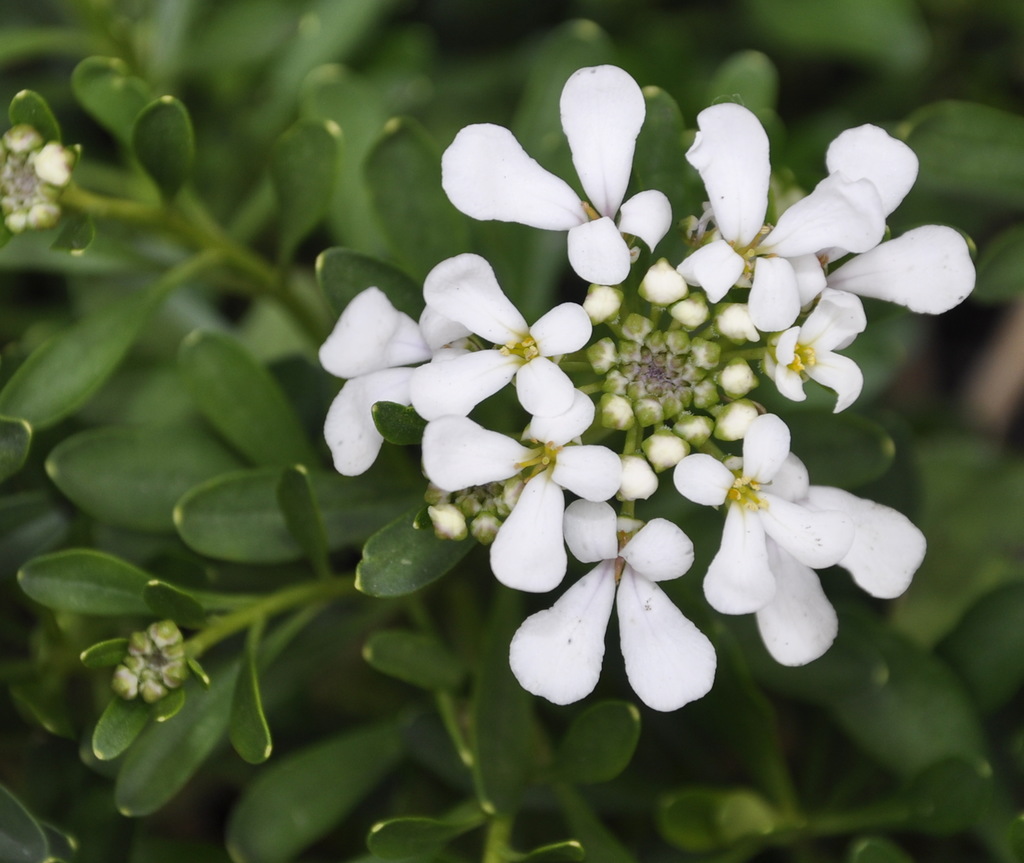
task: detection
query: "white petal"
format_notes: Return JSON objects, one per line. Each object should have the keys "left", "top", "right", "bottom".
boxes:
{"left": 773, "top": 365, "right": 807, "bottom": 403}
{"left": 410, "top": 350, "right": 519, "bottom": 420}
{"left": 742, "top": 413, "right": 791, "bottom": 482}
{"left": 421, "top": 416, "right": 529, "bottom": 491}
{"left": 383, "top": 314, "right": 433, "bottom": 367}
{"left": 441, "top": 125, "right": 585, "bottom": 230}
{"left": 826, "top": 124, "right": 918, "bottom": 216}
{"left": 491, "top": 474, "right": 567, "bottom": 592}
{"left": 618, "top": 189, "right": 672, "bottom": 251}
{"left": 563, "top": 499, "right": 618, "bottom": 563}
{"left": 749, "top": 256, "right": 801, "bottom": 332}
{"left": 805, "top": 486, "right": 925, "bottom": 598}
{"left": 704, "top": 504, "right": 776, "bottom": 614}
{"left": 770, "top": 454, "right": 810, "bottom": 502}
{"left": 620, "top": 519, "right": 694, "bottom": 581}
{"left": 676, "top": 240, "right": 746, "bottom": 302}
{"left": 756, "top": 542, "right": 838, "bottom": 666}
{"left": 324, "top": 368, "right": 412, "bottom": 476}
{"left": 423, "top": 254, "right": 528, "bottom": 344}
{"left": 774, "top": 327, "right": 799, "bottom": 366}
{"left": 764, "top": 174, "right": 885, "bottom": 257}
{"left": 808, "top": 352, "right": 863, "bottom": 412}
{"left": 567, "top": 218, "right": 632, "bottom": 285}
{"left": 799, "top": 288, "right": 866, "bottom": 351}
{"left": 560, "top": 65, "right": 644, "bottom": 217}
{"left": 759, "top": 494, "right": 853, "bottom": 569}
{"left": 790, "top": 253, "right": 828, "bottom": 305}
{"left": 515, "top": 357, "right": 577, "bottom": 418}
{"left": 617, "top": 569, "right": 716, "bottom": 711}
{"left": 825, "top": 225, "right": 975, "bottom": 314}
{"left": 531, "top": 302, "right": 592, "bottom": 356}
{"left": 552, "top": 445, "right": 623, "bottom": 501}
{"left": 419, "top": 305, "right": 472, "bottom": 351}
{"left": 319, "top": 287, "right": 404, "bottom": 379}
{"left": 509, "top": 563, "right": 616, "bottom": 704}
{"left": 673, "top": 453, "right": 733, "bottom": 506}
{"left": 526, "top": 389, "right": 595, "bottom": 446}
{"left": 687, "top": 102, "right": 770, "bottom": 246}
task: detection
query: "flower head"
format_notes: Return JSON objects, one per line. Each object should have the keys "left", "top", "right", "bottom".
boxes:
{"left": 0, "top": 125, "right": 76, "bottom": 234}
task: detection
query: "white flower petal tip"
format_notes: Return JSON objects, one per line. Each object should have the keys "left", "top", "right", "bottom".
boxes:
{"left": 673, "top": 454, "right": 733, "bottom": 506}
{"left": 826, "top": 124, "right": 919, "bottom": 216}
{"left": 676, "top": 240, "right": 745, "bottom": 302}
{"left": 568, "top": 217, "right": 632, "bottom": 286}
{"left": 619, "top": 190, "right": 672, "bottom": 251}
{"left": 563, "top": 500, "right": 619, "bottom": 563}
{"left": 324, "top": 368, "right": 412, "bottom": 476}
{"left": 490, "top": 476, "right": 568, "bottom": 593}
{"left": 421, "top": 417, "right": 529, "bottom": 491}
{"left": 621, "top": 519, "right": 694, "bottom": 581}
{"left": 703, "top": 506, "right": 777, "bottom": 614}
{"left": 423, "top": 254, "right": 528, "bottom": 344}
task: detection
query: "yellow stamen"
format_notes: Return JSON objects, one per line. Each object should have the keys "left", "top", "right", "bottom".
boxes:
{"left": 727, "top": 475, "right": 767, "bottom": 511}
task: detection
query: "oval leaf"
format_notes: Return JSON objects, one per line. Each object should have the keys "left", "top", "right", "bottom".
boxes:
{"left": 657, "top": 787, "right": 777, "bottom": 853}
{"left": 131, "top": 96, "right": 195, "bottom": 199}
{"left": 905, "top": 757, "right": 991, "bottom": 835}
{"left": 143, "top": 580, "right": 206, "bottom": 629}
{"left": 276, "top": 465, "right": 329, "bottom": 578}
{"left": 367, "top": 810, "right": 485, "bottom": 860}
{"left": 707, "top": 51, "right": 779, "bottom": 115}
{"left": 92, "top": 697, "right": 150, "bottom": 761}
{"left": 152, "top": 687, "right": 187, "bottom": 723}
{"left": 521, "top": 840, "right": 586, "bottom": 863}
{"left": 230, "top": 623, "right": 272, "bottom": 765}
{"left": 551, "top": 700, "right": 641, "bottom": 785}
{"left": 81, "top": 638, "right": 130, "bottom": 669}
{"left": 316, "top": 246, "right": 423, "bottom": 319}
{"left": 0, "top": 782, "right": 48, "bottom": 863}
{"left": 18, "top": 549, "right": 152, "bottom": 615}
{"left": 847, "top": 837, "right": 915, "bottom": 863}
{"left": 0, "top": 416, "right": 31, "bottom": 484}
{"left": 71, "top": 56, "right": 151, "bottom": 144}
{"left": 786, "top": 410, "right": 894, "bottom": 489}
{"left": 372, "top": 401, "right": 426, "bottom": 446}
{"left": 9, "top": 89, "right": 61, "bottom": 143}
{"left": 362, "top": 630, "right": 465, "bottom": 691}
{"left": 51, "top": 212, "right": 95, "bottom": 255}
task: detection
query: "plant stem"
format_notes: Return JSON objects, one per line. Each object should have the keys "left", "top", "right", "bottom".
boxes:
{"left": 481, "top": 812, "right": 513, "bottom": 863}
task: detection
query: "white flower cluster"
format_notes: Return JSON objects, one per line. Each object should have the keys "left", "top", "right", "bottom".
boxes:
{"left": 0, "top": 125, "right": 75, "bottom": 234}
{"left": 319, "top": 66, "right": 975, "bottom": 711}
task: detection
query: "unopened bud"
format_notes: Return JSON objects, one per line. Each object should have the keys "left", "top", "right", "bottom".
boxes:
{"left": 599, "top": 393, "right": 635, "bottom": 430}
{"left": 716, "top": 304, "right": 759, "bottom": 343}
{"left": 639, "top": 259, "right": 688, "bottom": 305}
{"left": 588, "top": 337, "right": 618, "bottom": 374}
{"left": 642, "top": 430, "right": 690, "bottom": 470}
{"left": 675, "top": 414, "right": 714, "bottom": 445}
{"left": 618, "top": 455, "right": 658, "bottom": 501}
{"left": 428, "top": 503, "right": 468, "bottom": 540}
{"left": 583, "top": 284, "right": 623, "bottom": 323}
{"left": 714, "top": 400, "right": 760, "bottom": 441}
{"left": 670, "top": 293, "right": 709, "bottom": 329}
{"left": 719, "top": 359, "right": 758, "bottom": 398}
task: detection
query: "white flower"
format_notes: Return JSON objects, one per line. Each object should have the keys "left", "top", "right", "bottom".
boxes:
{"left": 672, "top": 413, "right": 853, "bottom": 614}
{"left": 509, "top": 500, "right": 715, "bottom": 711}
{"left": 765, "top": 288, "right": 866, "bottom": 412}
{"left": 320, "top": 287, "right": 431, "bottom": 476}
{"left": 420, "top": 392, "right": 621, "bottom": 593}
{"left": 410, "top": 254, "right": 591, "bottom": 420}
{"left": 441, "top": 65, "right": 672, "bottom": 286}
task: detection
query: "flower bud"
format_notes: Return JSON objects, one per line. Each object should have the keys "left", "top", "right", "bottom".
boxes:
{"left": 148, "top": 620, "right": 182, "bottom": 650}
{"left": 633, "top": 397, "right": 664, "bottom": 427}
{"left": 621, "top": 313, "right": 653, "bottom": 342}
{"left": 470, "top": 513, "right": 501, "bottom": 544}
{"left": 587, "top": 337, "right": 618, "bottom": 374}
{"left": 642, "top": 429, "right": 690, "bottom": 470}
{"left": 139, "top": 676, "right": 167, "bottom": 704}
{"left": 718, "top": 359, "right": 758, "bottom": 398}
{"left": 618, "top": 455, "right": 658, "bottom": 501}
{"left": 639, "top": 259, "right": 688, "bottom": 305}
{"left": 716, "top": 303, "right": 759, "bottom": 343}
{"left": 599, "top": 393, "right": 635, "bottom": 430}
{"left": 690, "top": 337, "right": 721, "bottom": 370}
{"left": 714, "top": 400, "right": 760, "bottom": 441}
{"left": 428, "top": 503, "right": 468, "bottom": 540}
{"left": 670, "top": 293, "right": 709, "bottom": 329}
{"left": 692, "top": 379, "right": 719, "bottom": 409}
{"left": 112, "top": 666, "right": 139, "bottom": 700}
{"left": 674, "top": 414, "right": 714, "bottom": 445}
{"left": 583, "top": 284, "right": 623, "bottom": 323}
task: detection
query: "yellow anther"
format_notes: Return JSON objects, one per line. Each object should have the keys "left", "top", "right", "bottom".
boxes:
{"left": 501, "top": 335, "right": 541, "bottom": 362}
{"left": 727, "top": 475, "right": 767, "bottom": 511}
{"left": 787, "top": 344, "right": 817, "bottom": 374}
{"left": 582, "top": 200, "right": 601, "bottom": 221}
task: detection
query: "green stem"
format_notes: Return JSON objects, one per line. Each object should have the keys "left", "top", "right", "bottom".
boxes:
{"left": 185, "top": 576, "right": 355, "bottom": 659}
{"left": 481, "top": 812, "right": 514, "bottom": 863}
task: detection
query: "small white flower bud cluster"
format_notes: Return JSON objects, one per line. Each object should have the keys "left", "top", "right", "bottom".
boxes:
{"left": 425, "top": 478, "right": 524, "bottom": 544}
{"left": 111, "top": 620, "right": 188, "bottom": 703}
{"left": 0, "top": 125, "right": 76, "bottom": 234}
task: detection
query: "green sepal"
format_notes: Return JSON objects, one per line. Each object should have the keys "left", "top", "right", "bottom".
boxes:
{"left": 0, "top": 415, "right": 31, "bottom": 484}
{"left": 230, "top": 621, "right": 273, "bottom": 764}
{"left": 71, "top": 56, "right": 151, "bottom": 144}
{"left": 187, "top": 657, "right": 211, "bottom": 689}
{"left": 92, "top": 696, "right": 150, "bottom": 761}
{"left": 143, "top": 580, "right": 207, "bottom": 629}
{"left": 519, "top": 840, "right": 586, "bottom": 862}
{"left": 0, "top": 782, "right": 49, "bottom": 863}
{"left": 846, "top": 837, "right": 915, "bottom": 863}
{"left": 366, "top": 806, "right": 486, "bottom": 860}
{"left": 152, "top": 687, "right": 186, "bottom": 723}
{"left": 316, "top": 246, "right": 423, "bottom": 320}
{"left": 362, "top": 629, "right": 465, "bottom": 691}
{"left": 276, "top": 465, "right": 330, "bottom": 579}
{"left": 372, "top": 401, "right": 426, "bottom": 446}
{"left": 657, "top": 786, "right": 778, "bottom": 853}
{"left": 18, "top": 549, "right": 151, "bottom": 615}
{"left": 51, "top": 212, "right": 95, "bottom": 255}
{"left": 355, "top": 506, "right": 475, "bottom": 598}
{"left": 9, "top": 89, "right": 61, "bottom": 142}
{"left": 550, "top": 700, "right": 640, "bottom": 785}
{"left": 80, "top": 638, "right": 130, "bottom": 669}
{"left": 131, "top": 96, "right": 195, "bottom": 199}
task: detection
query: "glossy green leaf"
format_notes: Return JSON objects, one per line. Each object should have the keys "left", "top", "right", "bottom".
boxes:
{"left": 143, "top": 581, "right": 206, "bottom": 629}
{"left": 366, "top": 807, "right": 485, "bottom": 859}
{"left": 46, "top": 423, "right": 242, "bottom": 532}
{"left": 556, "top": 786, "right": 638, "bottom": 863}
{"left": 187, "top": 657, "right": 211, "bottom": 689}
{"left": 39, "top": 823, "right": 74, "bottom": 863}
{"left": 356, "top": 507, "right": 475, "bottom": 597}
{"left": 230, "top": 622, "right": 272, "bottom": 765}
{"left": 847, "top": 837, "right": 914, "bottom": 863}
{"left": 522, "top": 840, "right": 586, "bottom": 862}
{"left": 362, "top": 629, "right": 465, "bottom": 691}
{"left": 18, "top": 549, "right": 151, "bottom": 615}
{"left": 1009, "top": 814, "right": 1024, "bottom": 863}
{"left": 316, "top": 246, "right": 423, "bottom": 320}
{"left": 71, "top": 56, "right": 151, "bottom": 144}
{"left": 276, "top": 465, "right": 329, "bottom": 578}
{"left": 974, "top": 224, "right": 1024, "bottom": 304}
{"left": 0, "top": 288, "right": 160, "bottom": 429}
{"left": 51, "top": 212, "right": 95, "bottom": 255}
{"left": 904, "top": 757, "right": 991, "bottom": 834}
{"left": 175, "top": 467, "right": 408, "bottom": 563}
{"left": 271, "top": 118, "right": 341, "bottom": 262}
{"left": 902, "top": 101, "right": 1024, "bottom": 208}
{"left": 132, "top": 96, "right": 195, "bottom": 199}
{"left": 472, "top": 589, "right": 532, "bottom": 815}
{"left": 0, "top": 782, "right": 48, "bottom": 863}
{"left": 9, "top": 89, "right": 60, "bottom": 142}
{"left": 152, "top": 687, "right": 186, "bottom": 723}
{"left": 657, "top": 787, "right": 777, "bottom": 853}
{"left": 365, "top": 116, "right": 468, "bottom": 281}
{"left": 0, "top": 416, "right": 31, "bottom": 484}
{"left": 372, "top": 401, "right": 426, "bottom": 446}
{"left": 80, "top": 638, "right": 130, "bottom": 669}
{"left": 225, "top": 723, "right": 402, "bottom": 863}
{"left": 786, "top": 411, "right": 894, "bottom": 489}
{"left": 707, "top": 51, "right": 779, "bottom": 115}
{"left": 179, "top": 330, "right": 319, "bottom": 467}
{"left": 551, "top": 700, "right": 640, "bottom": 785}
{"left": 0, "top": 491, "right": 68, "bottom": 574}
{"left": 92, "top": 696, "right": 150, "bottom": 761}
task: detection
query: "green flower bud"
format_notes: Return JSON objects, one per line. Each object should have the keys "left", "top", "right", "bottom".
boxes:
{"left": 621, "top": 313, "right": 653, "bottom": 342}
{"left": 674, "top": 414, "right": 714, "bottom": 445}
{"left": 690, "top": 337, "right": 721, "bottom": 370}
{"left": 112, "top": 666, "right": 139, "bottom": 700}
{"left": 470, "top": 513, "right": 501, "bottom": 544}
{"left": 670, "top": 293, "right": 710, "bottom": 329}
{"left": 599, "top": 393, "right": 635, "bottom": 430}
{"left": 428, "top": 503, "right": 468, "bottom": 540}
{"left": 634, "top": 397, "right": 664, "bottom": 427}
{"left": 718, "top": 359, "right": 759, "bottom": 398}
{"left": 642, "top": 429, "right": 690, "bottom": 470}
{"left": 588, "top": 337, "right": 618, "bottom": 374}
{"left": 583, "top": 284, "right": 623, "bottom": 323}
{"left": 692, "top": 379, "right": 719, "bottom": 409}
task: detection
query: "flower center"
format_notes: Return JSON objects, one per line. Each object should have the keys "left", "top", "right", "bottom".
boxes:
{"left": 515, "top": 441, "right": 562, "bottom": 478}
{"left": 500, "top": 335, "right": 541, "bottom": 362}
{"left": 727, "top": 474, "right": 767, "bottom": 510}
{"left": 787, "top": 344, "right": 817, "bottom": 373}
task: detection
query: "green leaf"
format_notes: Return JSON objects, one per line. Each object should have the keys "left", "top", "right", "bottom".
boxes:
{"left": 225, "top": 723, "right": 402, "bottom": 863}
{"left": 707, "top": 51, "right": 779, "bottom": 115}
{"left": 902, "top": 101, "right": 1024, "bottom": 209}
{"left": 51, "top": 212, "right": 95, "bottom": 255}
{"left": 178, "top": 330, "right": 319, "bottom": 467}
{"left": 0, "top": 287, "right": 161, "bottom": 429}
{"left": 9, "top": 89, "right": 61, "bottom": 142}
{"left": 551, "top": 700, "right": 640, "bottom": 785}
{"left": 366, "top": 807, "right": 485, "bottom": 860}
{"left": 92, "top": 696, "right": 150, "bottom": 761}
{"left": 80, "top": 638, "right": 130, "bottom": 669}
{"left": 46, "top": 423, "right": 243, "bottom": 533}
{"left": 316, "top": 246, "right": 423, "bottom": 320}
{"left": 18, "top": 549, "right": 151, "bottom": 615}
{"left": 372, "top": 401, "right": 426, "bottom": 446}
{"left": 0, "top": 491, "right": 68, "bottom": 574}
{"left": 131, "top": 96, "right": 195, "bottom": 199}
{"left": 143, "top": 581, "right": 206, "bottom": 629}
{"left": 657, "top": 787, "right": 778, "bottom": 853}
{"left": 0, "top": 782, "right": 48, "bottom": 863}
{"left": 471, "top": 589, "right": 532, "bottom": 815}
{"left": 521, "top": 840, "right": 586, "bottom": 862}
{"left": 175, "top": 468, "right": 408, "bottom": 563}
{"left": 152, "top": 687, "right": 186, "bottom": 723}
{"left": 230, "top": 622, "right": 273, "bottom": 765}
{"left": 71, "top": 56, "right": 151, "bottom": 144}
{"left": 362, "top": 630, "right": 465, "bottom": 691}
{"left": 365, "top": 116, "right": 468, "bottom": 281}
{"left": 847, "top": 837, "right": 914, "bottom": 863}
{"left": 271, "top": 118, "right": 341, "bottom": 262}
{"left": 786, "top": 411, "right": 894, "bottom": 489}
{"left": 556, "top": 785, "right": 638, "bottom": 863}
{"left": 1009, "top": 814, "right": 1024, "bottom": 863}
{"left": 276, "top": 465, "right": 329, "bottom": 577}
{"left": 0, "top": 416, "right": 31, "bottom": 484}
{"left": 974, "top": 223, "right": 1024, "bottom": 304}
{"left": 904, "top": 757, "right": 991, "bottom": 834}
{"left": 356, "top": 507, "right": 475, "bottom": 598}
